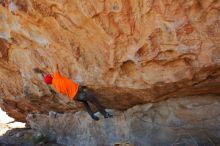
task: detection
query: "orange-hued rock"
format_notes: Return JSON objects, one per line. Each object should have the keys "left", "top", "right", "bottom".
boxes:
{"left": 0, "top": 0, "right": 219, "bottom": 121}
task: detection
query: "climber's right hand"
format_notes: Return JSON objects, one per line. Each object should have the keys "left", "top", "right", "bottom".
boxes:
{"left": 33, "top": 68, "right": 44, "bottom": 74}
{"left": 50, "top": 88, "right": 57, "bottom": 96}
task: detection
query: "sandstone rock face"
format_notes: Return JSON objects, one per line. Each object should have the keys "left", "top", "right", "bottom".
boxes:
{"left": 0, "top": 0, "right": 219, "bottom": 121}
{"left": 27, "top": 95, "right": 220, "bottom": 146}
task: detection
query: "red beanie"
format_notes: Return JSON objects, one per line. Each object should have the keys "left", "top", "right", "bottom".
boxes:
{"left": 44, "top": 74, "right": 53, "bottom": 84}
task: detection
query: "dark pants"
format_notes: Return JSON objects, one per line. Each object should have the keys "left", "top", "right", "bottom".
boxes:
{"left": 74, "top": 86, "right": 112, "bottom": 120}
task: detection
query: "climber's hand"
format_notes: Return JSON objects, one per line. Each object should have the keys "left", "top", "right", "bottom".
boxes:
{"left": 50, "top": 88, "right": 57, "bottom": 96}
{"left": 33, "top": 68, "right": 44, "bottom": 74}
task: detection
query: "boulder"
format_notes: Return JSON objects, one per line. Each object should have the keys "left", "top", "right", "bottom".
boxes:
{"left": 27, "top": 95, "right": 220, "bottom": 146}
{"left": 0, "top": 0, "right": 219, "bottom": 122}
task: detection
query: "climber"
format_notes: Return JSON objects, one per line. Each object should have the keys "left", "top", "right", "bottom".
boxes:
{"left": 33, "top": 64, "right": 112, "bottom": 121}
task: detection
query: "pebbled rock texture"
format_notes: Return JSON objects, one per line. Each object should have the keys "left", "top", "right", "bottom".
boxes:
{"left": 0, "top": 0, "right": 219, "bottom": 121}
{"left": 26, "top": 95, "right": 220, "bottom": 146}
{"left": 0, "top": 128, "right": 64, "bottom": 146}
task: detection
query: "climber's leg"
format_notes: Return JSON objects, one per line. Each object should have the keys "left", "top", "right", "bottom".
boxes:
{"left": 75, "top": 87, "right": 99, "bottom": 121}
{"left": 75, "top": 86, "right": 112, "bottom": 118}
{"left": 75, "top": 86, "right": 88, "bottom": 101}
{"left": 85, "top": 91, "right": 113, "bottom": 118}
{"left": 82, "top": 101, "right": 99, "bottom": 121}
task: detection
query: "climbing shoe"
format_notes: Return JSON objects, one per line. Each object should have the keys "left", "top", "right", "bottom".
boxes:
{"left": 104, "top": 112, "right": 113, "bottom": 118}
{"left": 91, "top": 115, "right": 99, "bottom": 121}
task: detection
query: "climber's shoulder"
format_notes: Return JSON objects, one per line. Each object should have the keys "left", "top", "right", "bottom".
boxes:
{"left": 53, "top": 72, "right": 61, "bottom": 78}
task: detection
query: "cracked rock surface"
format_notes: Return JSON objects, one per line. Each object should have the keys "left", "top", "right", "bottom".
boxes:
{"left": 27, "top": 95, "right": 220, "bottom": 146}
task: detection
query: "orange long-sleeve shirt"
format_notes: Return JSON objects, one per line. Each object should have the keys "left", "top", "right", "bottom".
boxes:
{"left": 52, "top": 72, "right": 79, "bottom": 100}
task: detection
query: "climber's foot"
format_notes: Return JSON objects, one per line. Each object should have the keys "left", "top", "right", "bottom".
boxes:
{"left": 104, "top": 112, "right": 113, "bottom": 118}
{"left": 91, "top": 115, "right": 99, "bottom": 121}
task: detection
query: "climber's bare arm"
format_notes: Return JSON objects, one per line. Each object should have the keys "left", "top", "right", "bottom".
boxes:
{"left": 53, "top": 63, "right": 59, "bottom": 73}
{"left": 33, "top": 63, "right": 59, "bottom": 74}
{"left": 48, "top": 85, "right": 57, "bottom": 95}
